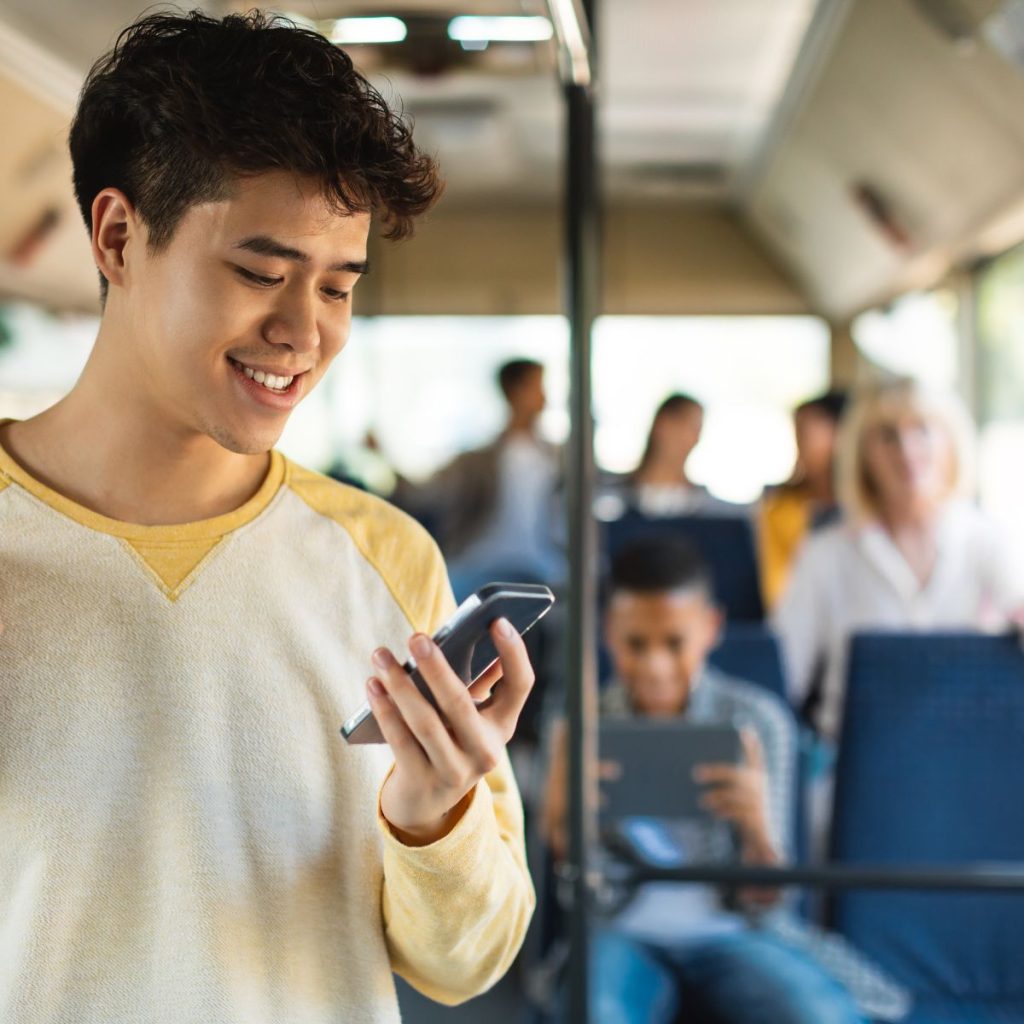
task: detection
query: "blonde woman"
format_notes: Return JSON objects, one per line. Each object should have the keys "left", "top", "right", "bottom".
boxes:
{"left": 774, "top": 377, "right": 1024, "bottom": 741}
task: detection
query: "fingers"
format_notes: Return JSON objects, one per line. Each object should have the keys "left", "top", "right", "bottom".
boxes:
{"left": 365, "top": 677, "right": 429, "bottom": 771}
{"left": 467, "top": 659, "right": 503, "bottom": 703}
{"left": 476, "top": 619, "right": 535, "bottom": 741}
{"left": 371, "top": 646, "right": 470, "bottom": 778}
{"left": 368, "top": 615, "right": 536, "bottom": 783}
{"left": 374, "top": 637, "right": 499, "bottom": 778}
{"left": 740, "top": 728, "right": 764, "bottom": 768}
{"left": 693, "top": 763, "right": 741, "bottom": 786}
{"left": 412, "top": 634, "right": 503, "bottom": 772}
{"left": 700, "top": 790, "right": 753, "bottom": 818}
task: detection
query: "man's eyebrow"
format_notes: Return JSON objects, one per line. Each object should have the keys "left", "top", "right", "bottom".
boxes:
{"left": 232, "top": 235, "right": 370, "bottom": 275}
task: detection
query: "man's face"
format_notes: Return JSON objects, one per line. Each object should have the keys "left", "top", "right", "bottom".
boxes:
{"left": 508, "top": 367, "right": 547, "bottom": 423}
{"left": 119, "top": 171, "right": 370, "bottom": 455}
{"left": 795, "top": 407, "right": 837, "bottom": 480}
{"left": 605, "top": 589, "right": 721, "bottom": 717}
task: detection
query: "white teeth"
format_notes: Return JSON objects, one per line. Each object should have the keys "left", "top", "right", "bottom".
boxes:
{"left": 233, "top": 360, "right": 295, "bottom": 392}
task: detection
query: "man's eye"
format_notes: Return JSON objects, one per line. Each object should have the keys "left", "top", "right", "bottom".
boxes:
{"left": 322, "top": 288, "right": 350, "bottom": 302}
{"left": 234, "top": 267, "right": 280, "bottom": 287}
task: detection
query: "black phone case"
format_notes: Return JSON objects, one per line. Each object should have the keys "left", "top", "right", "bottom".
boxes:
{"left": 341, "top": 582, "right": 554, "bottom": 743}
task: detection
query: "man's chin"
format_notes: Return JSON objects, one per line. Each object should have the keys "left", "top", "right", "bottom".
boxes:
{"left": 206, "top": 422, "right": 284, "bottom": 457}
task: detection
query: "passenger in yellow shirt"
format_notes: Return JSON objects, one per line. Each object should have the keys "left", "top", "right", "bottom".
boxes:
{"left": 758, "top": 391, "right": 847, "bottom": 610}
{"left": 0, "top": 11, "right": 534, "bottom": 1023}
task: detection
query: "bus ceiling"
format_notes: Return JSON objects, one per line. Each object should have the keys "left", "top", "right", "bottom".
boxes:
{"left": 1, "top": 0, "right": 1024, "bottom": 323}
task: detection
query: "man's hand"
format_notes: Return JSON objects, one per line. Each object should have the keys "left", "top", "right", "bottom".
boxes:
{"left": 693, "top": 729, "right": 775, "bottom": 857}
{"left": 367, "top": 617, "right": 535, "bottom": 846}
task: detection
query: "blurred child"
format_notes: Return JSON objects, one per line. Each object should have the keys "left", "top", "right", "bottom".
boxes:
{"left": 543, "top": 538, "right": 908, "bottom": 1024}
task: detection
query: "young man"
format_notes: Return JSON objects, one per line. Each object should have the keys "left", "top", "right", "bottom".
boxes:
{"left": 543, "top": 538, "right": 909, "bottom": 1024}
{"left": 0, "top": 11, "right": 534, "bottom": 1022}
{"left": 396, "top": 358, "right": 564, "bottom": 600}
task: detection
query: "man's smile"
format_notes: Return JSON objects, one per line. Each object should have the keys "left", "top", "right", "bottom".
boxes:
{"left": 227, "top": 356, "right": 307, "bottom": 407}
{"left": 228, "top": 355, "right": 310, "bottom": 390}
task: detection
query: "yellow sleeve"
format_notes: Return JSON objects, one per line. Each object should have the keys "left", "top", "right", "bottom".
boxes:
{"left": 377, "top": 540, "right": 535, "bottom": 1003}
{"left": 758, "top": 491, "right": 810, "bottom": 611}
{"left": 287, "top": 461, "right": 535, "bottom": 1003}
{"left": 378, "top": 750, "right": 535, "bottom": 1004}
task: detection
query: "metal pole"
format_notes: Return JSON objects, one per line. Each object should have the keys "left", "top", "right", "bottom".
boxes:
{"left": 551, "top": 0, "right": 599, "bottom": 1020}
{"left": 617, "top": 861, "right": 1024, "bottom": 892}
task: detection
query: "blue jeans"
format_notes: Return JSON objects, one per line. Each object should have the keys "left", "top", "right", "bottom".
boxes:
{"left": 590, "top": 929, "right": 867, "bottom": 1024}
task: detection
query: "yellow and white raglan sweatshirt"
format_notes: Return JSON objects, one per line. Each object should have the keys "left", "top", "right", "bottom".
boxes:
{"left": 0, "top": 437, "right": 535, "bottom": 1024}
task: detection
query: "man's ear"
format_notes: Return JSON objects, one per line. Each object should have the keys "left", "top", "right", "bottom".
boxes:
{"left": 602, "top": 603, "right": 615, "bottom": 653}
{"left": 705, "top": 602, "right": 725, "bottom": 650}
{"left": 90, "top": 188, "right": 140, "bottom": 292}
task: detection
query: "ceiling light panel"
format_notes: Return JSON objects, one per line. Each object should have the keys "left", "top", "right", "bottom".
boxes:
{"left": 448, "top": 16, "right": 554, "bottom": 43}
{"left": 329, "top": 17, "right": 408, "bottom": 44}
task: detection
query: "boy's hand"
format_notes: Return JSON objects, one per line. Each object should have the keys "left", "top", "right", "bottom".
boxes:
{"left": 693, "top": 729, "right": 774, "bottom": 854}
{"left": 367, "top": 618, "right": 535, "bottom": 846}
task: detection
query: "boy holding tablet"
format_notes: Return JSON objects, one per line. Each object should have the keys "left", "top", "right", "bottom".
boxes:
{"left": 0, "top": 11, "right": 534, "bottom": 1022}
{"left": 543, "top": 537, "right": 908, "bottom": 1023}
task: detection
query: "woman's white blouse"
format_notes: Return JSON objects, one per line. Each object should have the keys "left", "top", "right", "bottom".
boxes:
{"left": 773, "top": 500, "right": 1024, "bottom": 738}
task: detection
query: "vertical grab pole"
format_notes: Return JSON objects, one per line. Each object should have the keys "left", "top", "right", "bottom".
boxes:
{"left": 547, "top": 0, "right": 599, "bottom": 1020}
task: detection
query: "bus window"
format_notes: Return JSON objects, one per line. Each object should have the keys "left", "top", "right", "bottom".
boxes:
{"left": 593, "top": 314, "right": 829, "bottom": 504}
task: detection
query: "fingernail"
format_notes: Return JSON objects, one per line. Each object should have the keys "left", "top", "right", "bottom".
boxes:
{"left": 496, "top": 617, "right": 514, "bottom": 638}
{"left": 410, "top": 634, "right": 432, "bottom": 659}
{"left": 367, "top": 677, "right": 385, "bottom": 699}
{"left": 372, "top": 648, "right": 390, "bottom": 670}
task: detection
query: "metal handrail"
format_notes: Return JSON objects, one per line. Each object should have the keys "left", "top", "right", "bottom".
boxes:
{"left": 616, "top": 860, "right": 1024, "bottom": 892}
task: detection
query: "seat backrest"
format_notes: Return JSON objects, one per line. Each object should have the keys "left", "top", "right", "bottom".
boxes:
{"left": 830, "top": 632, "right": 1024, "bottom": 1003}
{"left": 604, "top": 512, "right": 764, "bottom": 621}
{"left": 708, "top": 623, "right": 787, "bottom": 699}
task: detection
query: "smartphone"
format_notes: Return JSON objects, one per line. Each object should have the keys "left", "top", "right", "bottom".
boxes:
{"left": 598, "top": 720, "right": 742, "bottom": 822}
{"left": 341, "top": 581, "right": 555, "bottom": 744}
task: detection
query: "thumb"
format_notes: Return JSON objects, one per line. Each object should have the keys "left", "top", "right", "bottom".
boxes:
{"left": 740, "top": 727, "right": 764, "bottom": 769}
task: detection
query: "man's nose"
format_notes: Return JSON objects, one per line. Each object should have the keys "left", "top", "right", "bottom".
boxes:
{"left": 263, "top": 291, "right": 320, "bottom": 353}
{"left": 638, "top": 648, "right": 674, "bottom": 677}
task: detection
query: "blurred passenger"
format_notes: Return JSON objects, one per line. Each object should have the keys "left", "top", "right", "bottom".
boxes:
{"left": 610, "top": 393, "right": 739, "bottom": 517}
{"left": 542, "top": 538, "right": 908, "bottom": 1024}
{"left": 775, "top": 377, "right": 1024, "bottom": 741}
{"left": 399, "top": 358, "right": 564, "bottom": 599}
{"left": 759, "top": 390, "right": 848, "bottom": 609}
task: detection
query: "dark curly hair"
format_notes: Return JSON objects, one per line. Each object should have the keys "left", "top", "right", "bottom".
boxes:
{"left": 609, "top": 537, "right": 713, "bottom": 601}
{"left": 69, "top": 9, "right": 442, "bottom": 298}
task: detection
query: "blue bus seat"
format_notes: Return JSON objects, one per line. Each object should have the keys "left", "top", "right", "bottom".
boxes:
{"left": 830, "top": 633, "right": 1024, "bottom": 1024}
{"left": 603, "top": 511, "right": 764, "bottom": 622}
{"left": 708, "top": 623, "right": 787, "bottom": 700}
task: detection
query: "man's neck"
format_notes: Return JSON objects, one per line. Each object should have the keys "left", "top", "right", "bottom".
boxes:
{"left": 2, "top": 393, "right": 270, "bottom": 527}
{"left": 505, "top": 414, "right": 538, "bottom": 437}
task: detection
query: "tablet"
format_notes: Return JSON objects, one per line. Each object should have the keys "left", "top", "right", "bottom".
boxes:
{"left": 598, "top": 719, "right": 742, "bottom": 822}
